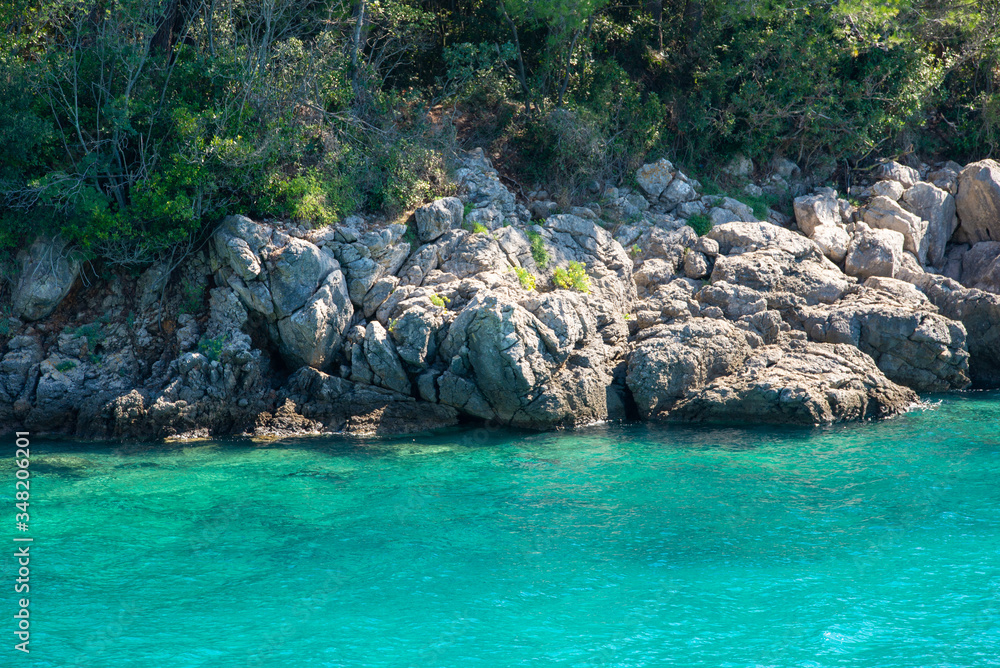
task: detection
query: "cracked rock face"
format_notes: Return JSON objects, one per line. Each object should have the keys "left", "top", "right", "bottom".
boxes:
{"left": 213, "top": 215, "right": 353, "bottom": 370}
{"left": 627, "top": 318, "right": 753, "bottom": 419}
{"left": 13, "top": 237, "right": 81, "bottom": 321}
{"left": 5, "top": 149, "right": 997, "bottom": 440}
{"left": 667, "top": 341, "right": 919, "bottom": 425}
{"left": 436, "top": 292, "right": 610, "bottom": 428}
{"left": 956, "top": 159, "right": 1000, "bottom": 243}
{"left": 801, "top": 283, "right": 970, "bottom": 392}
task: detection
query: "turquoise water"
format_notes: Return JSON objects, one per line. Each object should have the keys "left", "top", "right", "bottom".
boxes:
{"left": 5, "top": 394, "right": 1000, "bottom": 667}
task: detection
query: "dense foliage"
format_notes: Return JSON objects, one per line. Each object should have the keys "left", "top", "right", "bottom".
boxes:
{"left": 2, "top": 0, "right": 999, "bottom": 269}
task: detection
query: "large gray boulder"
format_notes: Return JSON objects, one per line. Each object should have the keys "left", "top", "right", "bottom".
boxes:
{"left": 711, "top": 249, "right": 850, "bottom": 306}
{"left": 801, "top": 284, "right": 970, "bottom": 392}
{"left": 667, "top": 341, "right": 918, "bottom": 425}
{"left": 793, "top": 191, "right": 839, "bottom": 237}
{"left": 635, "top": 158, "right": 675, "bottom": 200}
{"left": 626, "top": 318, "right": 753, "bottom": 419}
{"left": 415, "top": 197, "right": 463, "bottom": 242}
{"left": 960, "top": 241, "right": 1000, "bottom": 293}
{"left": 12, "top": 237, "right": 81, "bottom": 321}
{"left": 350, "top": 321, "right": 411, "bottom": 395}
{"left": 212, "top": 217, "right": 354, "bottom": 370}
{"left": 956, "top": 159, "right": 1000, "bottom": 243}
{"left": 436, "top": 293, "right": 610, "bottom": 428}
{"left": 906, "top": 272, "right": 1000, "bottom": 387}
{"left": 844, "top": 226, "right": 905, "bottom": 279}
{"left": 900, "top": 182, "right": 957, "bottom": 267}
{"left": 862, "top": 196, "right": 929, "bottom": 263}
{"left": 707, "top": 220, "right": 821, "bottom": 257}
{"left": 810, "top": 225, "right": 850, "bottom": 264}
{"left": 876, "top": 160, "right": 920, "bottom": 188}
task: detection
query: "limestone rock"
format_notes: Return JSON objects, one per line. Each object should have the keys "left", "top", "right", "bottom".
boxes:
{"left": 626, "top": 318, "right": 753, "bottom": 419}
{"left": 876, "top": 161, "right": 920, "bottom": 188}
{"left": 635, "top": 158, "right": 675, "bottom": 200}
{"left": 867, "top": 180, "right": 905, "bottom": 201}
{"left": 810, "top": 225, "right": 850, "bottom": 264}
{"left": 900, "top": 182, "right": 957, "bottom": 267}
{"left": 358, "top": 321, "right": 410, "bottom": 394}
{"left": 905, "top": 273, "right": 1000, "bottom": 387}
{"left": 960, "top": 241, "right": 1000, "bottom": 293}
{"left": 661, "top": 178, "right": 698, "bottom": 209}
{"left": 711, "top": 248, "right": 850, "bottom": 306}
{"left": 683, "top": 250, "right": 710, "bottom": 279}
{"left": 844, "top": 227, "right": 905, "bottom": 279}
{"left": 667, "top": 341, "right": 918, "bottom": 425}
{"left": 862, "top": 196, "right": 929, "bottom": 263}
{"left": 956, "top": 160, "right": 1000, "bottom": 243}
{"left": 436, "top": 292, "right": 609, "bottom": 428}
{"left": 707, "top": 221, "right": 821, "bottom": 258}
{"left": 793, "top": 192, "right": 839, "bottom": 236}
{"left": 802, "top": 285, "right": 970, "bottom": 392}
{"left": 415, "top": 197, "right": 464, "bottom": 242}
{"left": 13, "top": 237, "right": 81, "bottom": 321}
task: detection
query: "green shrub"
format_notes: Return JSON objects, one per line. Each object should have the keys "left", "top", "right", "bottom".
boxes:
{"left": 552, "top": 261, "right": 590, "bottom": 293}
{"left": 55, "top": 360, "right": 76, "bottom": 373}
{"left": 735, "top": 193, "right": 781, "bottom": 221}
{"left": 429, "top": 293, "right": 450, "bottom": 308}
{"left": 68, "top": 322, "right": 104, "bottom": 350}
{"left": 527, "top": 230, "right": 550, "bottom": 268}
{"left": 198, "top": 335, "right": 227, "bottom": 362}
{"left": 512, "top": 267, "right": 536, "bottom": 291}
{"left": 686, "top": 214, "right": 713, "bottom": 237}
{"left": 179, "top": 279, "right": 205, "bottom": 315}
{"left": 464, "top": 222, "right": 489, "bottom": 235}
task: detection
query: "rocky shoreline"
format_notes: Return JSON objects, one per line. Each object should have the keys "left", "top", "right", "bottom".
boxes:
{"left": 4, "top": 150, "right": 1000, "bottom": 440}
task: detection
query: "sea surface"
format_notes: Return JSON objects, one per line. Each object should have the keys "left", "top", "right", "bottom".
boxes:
{"left": 4, "top": 393, "right": 1000, "bottom": 667}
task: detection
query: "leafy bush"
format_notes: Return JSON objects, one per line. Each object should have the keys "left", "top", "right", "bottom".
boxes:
{"left": 55, "top": 360, "right": 77, "bottom": 373}
{"left": 513, "top": 266, "right": 536, "bottom": 291}
{"left": 178, "top": 279, "right": 206, "bottom": 315}
{"left": 527, "top": 230, "right": 550, "bottom": 268}
{"left": 734, "top": 194, "right": 778, "bottom": 221}
{"left": 686, "top": 214, "right": 713, "bottom": 237}
{"left": 198, "top": 335, "right": 227, "bottom": 362}
{"left": 552, "top": 261, "right": 590, "bottom": 293}
{"left": 429, "top": 293, "right": 450, "bottom": 308}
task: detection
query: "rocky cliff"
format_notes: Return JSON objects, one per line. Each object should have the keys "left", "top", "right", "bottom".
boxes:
{"left": 5, "top": 150, "right": 1000, "bottom": 440}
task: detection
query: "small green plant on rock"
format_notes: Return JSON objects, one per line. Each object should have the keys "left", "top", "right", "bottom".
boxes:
{"left": 55, "top": 360, "right": 76, "bottom": 373}
{"left": 553, "top": 261, "right": 590, "bottom": 293}
{"left": 512, "top": 266, "right": 536, "bottom": 291}
{"left": 68, "top": 322, "right": 105, "bottom": 349}
{"left": 735, "top": 193, "right": 780, "bottom": 221}
{"left": 464, "top": 221, "right": 489, "bottom": 235}
{"left": 629, "top": 244, "right": 641, "bottom": 258}
{"left": 429, "top": 293, "right": 451, "bottom": 308}
{"left": 527, "top": 230, "right": 550, "bottom": 268}
{"left": 198, "top": 334, "right": 227, "bottom": 362}
{"left": 179, "top": 279, "right": 206, "bottom": 315}
{"left": 686, "top": 214, "right": 713, "bottom": 236}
